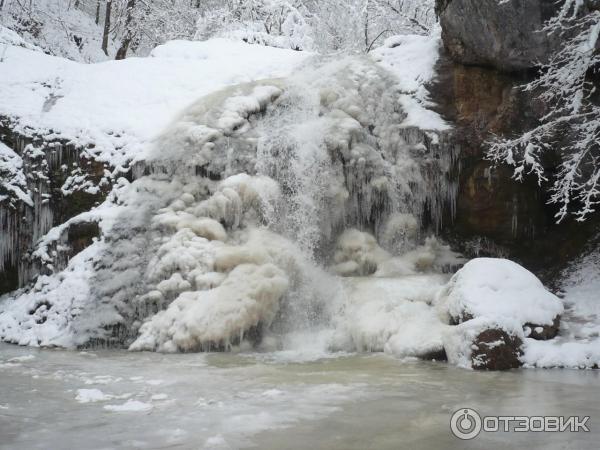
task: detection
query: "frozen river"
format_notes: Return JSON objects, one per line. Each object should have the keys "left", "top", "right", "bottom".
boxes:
{"left": 0, "top": 343, "right": 598, "bottom": 449}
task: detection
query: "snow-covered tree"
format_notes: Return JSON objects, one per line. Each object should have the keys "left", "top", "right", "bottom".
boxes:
{"left": 307, "top": 0, "right": 434, "bottom": 52}
{"left": 195, "top": 0, "right": 314, "bottom": 51}
{"left": 195, "top": 0, "right": 435, "bottom": 52}
{"left": 488, "top": 0, "right": 600, "bottom": 222}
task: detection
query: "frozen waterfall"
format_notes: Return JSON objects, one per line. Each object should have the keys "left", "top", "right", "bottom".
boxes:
{"left": 0, "top": 53, "right": 461, "bottom": 357}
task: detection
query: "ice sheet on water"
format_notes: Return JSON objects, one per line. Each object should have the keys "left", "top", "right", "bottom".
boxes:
{"left": 103, "top": 400, "right": 153, "bottom": 413}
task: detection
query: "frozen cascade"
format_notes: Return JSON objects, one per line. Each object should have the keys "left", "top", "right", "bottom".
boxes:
{"left": 0, "top": 54, "right": 462, "bottom": 356}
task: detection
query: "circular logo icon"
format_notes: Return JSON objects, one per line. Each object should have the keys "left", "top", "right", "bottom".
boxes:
{"left": 450, "top": 408, "right": 482, "bottom": 440}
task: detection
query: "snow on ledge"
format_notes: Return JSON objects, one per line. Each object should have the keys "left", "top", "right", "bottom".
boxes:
{"left": 0, "top": 38, "right": 310, "bottom": 168}
{"left": 371, "top": 30, "right": 450, "bottom": 131}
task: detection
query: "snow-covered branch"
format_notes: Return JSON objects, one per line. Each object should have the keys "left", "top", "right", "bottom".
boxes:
{"left": 488, "top": 2, "right": 600, "bottom": 222}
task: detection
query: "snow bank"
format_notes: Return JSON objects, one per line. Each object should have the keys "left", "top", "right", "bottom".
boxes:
{"left": 372, "top": 31, "right": 449, "bottom": 131}
{"left": 0, "top": 241, "right": 121, "bottom": 348}
{"left": 521, "top": 248, "right": 600, "bottom": 369}
{"left": 436, "top": 258, "right": 564, "bottom": 327}
{"left": 0, "top": 26, "right": 43, "bottom": 53}
{"left": 0, "top": 38, "right": 309, "bottom": 167}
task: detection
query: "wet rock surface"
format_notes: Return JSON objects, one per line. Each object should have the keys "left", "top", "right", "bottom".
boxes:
{"left": 525, "top": 315, "right": 561, "bottom": 340}
{"left": 471, "top": 328, "right": 523, "bottom": 370}
{"left": 435, "top": 0, "right": 560, "bottom": 72}
{"left": 430, "top": 53, "right": 600, "bottom": 278}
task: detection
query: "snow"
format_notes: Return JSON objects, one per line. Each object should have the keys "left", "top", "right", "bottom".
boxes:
{"left": 1, "top": 1, "right": 114, "bottom": 62}
{"left": 0, "top": 25, "right": 43, "bottom": 53}
{"left": 0, "top": 37, "right": 310, "bottom": 167}
{"left": 436, "top": 258, "right": 564, "bottom": 327}
{"left": 521, "top": 247, "right": 600, "bottom": 369}
{"left": 0, "top": 142, "right": 32, "bottom": 207}
{"left": 372, "top": 30, "right": 449, "bottom": 131}
{"left": 0, "top": 242, "right": 113, "bottom": 348}
{"left": 75, "top": 388, "right": 113, "bottom": 403}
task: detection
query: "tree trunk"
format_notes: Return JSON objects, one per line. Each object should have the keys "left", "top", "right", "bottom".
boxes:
{"left": 95, "top": 0, "right": 101, "bottom": 25}
{"left": 101, "top": 0, "right": 112, "bottom": 56}
{"left": 115, "top": 0, "right": 136, "bottom": 60}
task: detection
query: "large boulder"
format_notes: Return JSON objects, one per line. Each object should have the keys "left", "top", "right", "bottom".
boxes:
{"left": 437, "top": 258, "right": 564, "bottom": 340}
{"left": 435, "top": 0, "right": 560, "bottom": 71}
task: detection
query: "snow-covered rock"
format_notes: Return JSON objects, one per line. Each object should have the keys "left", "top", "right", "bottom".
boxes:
{"left": 437, "top": 258, "right": 567, "bottom": 369}
{"left": 436, "top": 258, "right": 564, "bottom": 333}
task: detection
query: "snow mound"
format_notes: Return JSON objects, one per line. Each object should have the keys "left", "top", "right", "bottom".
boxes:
{"left": 436, "top": 258, "right": 564, "bottom": 326}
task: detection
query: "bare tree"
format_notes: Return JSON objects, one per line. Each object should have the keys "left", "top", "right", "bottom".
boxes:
{"left": 101, "top": 0, "right": 113, "bottom": 56}
{"left": 115, "top": 0, "right": 135, "bottom": 59}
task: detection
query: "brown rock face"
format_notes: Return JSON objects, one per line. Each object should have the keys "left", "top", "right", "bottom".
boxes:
{"left": 67, "top": 221, "right": 101, "bottom": 255}
{"left": 430, "top": 54, "right": 600, "bottom": 277}
{"left": 471, "top": 328, "right": 523, "bottom": 370}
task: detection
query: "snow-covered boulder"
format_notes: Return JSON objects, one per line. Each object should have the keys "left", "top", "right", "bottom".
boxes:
{"left": 437, "top": 258, "right": 563, "bottom": 338}
{"left": 438, "top": 258, "right": 564, "bottom": 369}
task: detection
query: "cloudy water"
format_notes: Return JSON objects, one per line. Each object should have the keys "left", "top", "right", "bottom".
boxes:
{"left": 0, "top": 343, "right": 598, "bottom": 450}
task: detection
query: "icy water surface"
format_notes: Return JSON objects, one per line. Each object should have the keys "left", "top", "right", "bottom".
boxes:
{"left": 0, "top": 343, "right": 598, "bottom": 449}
